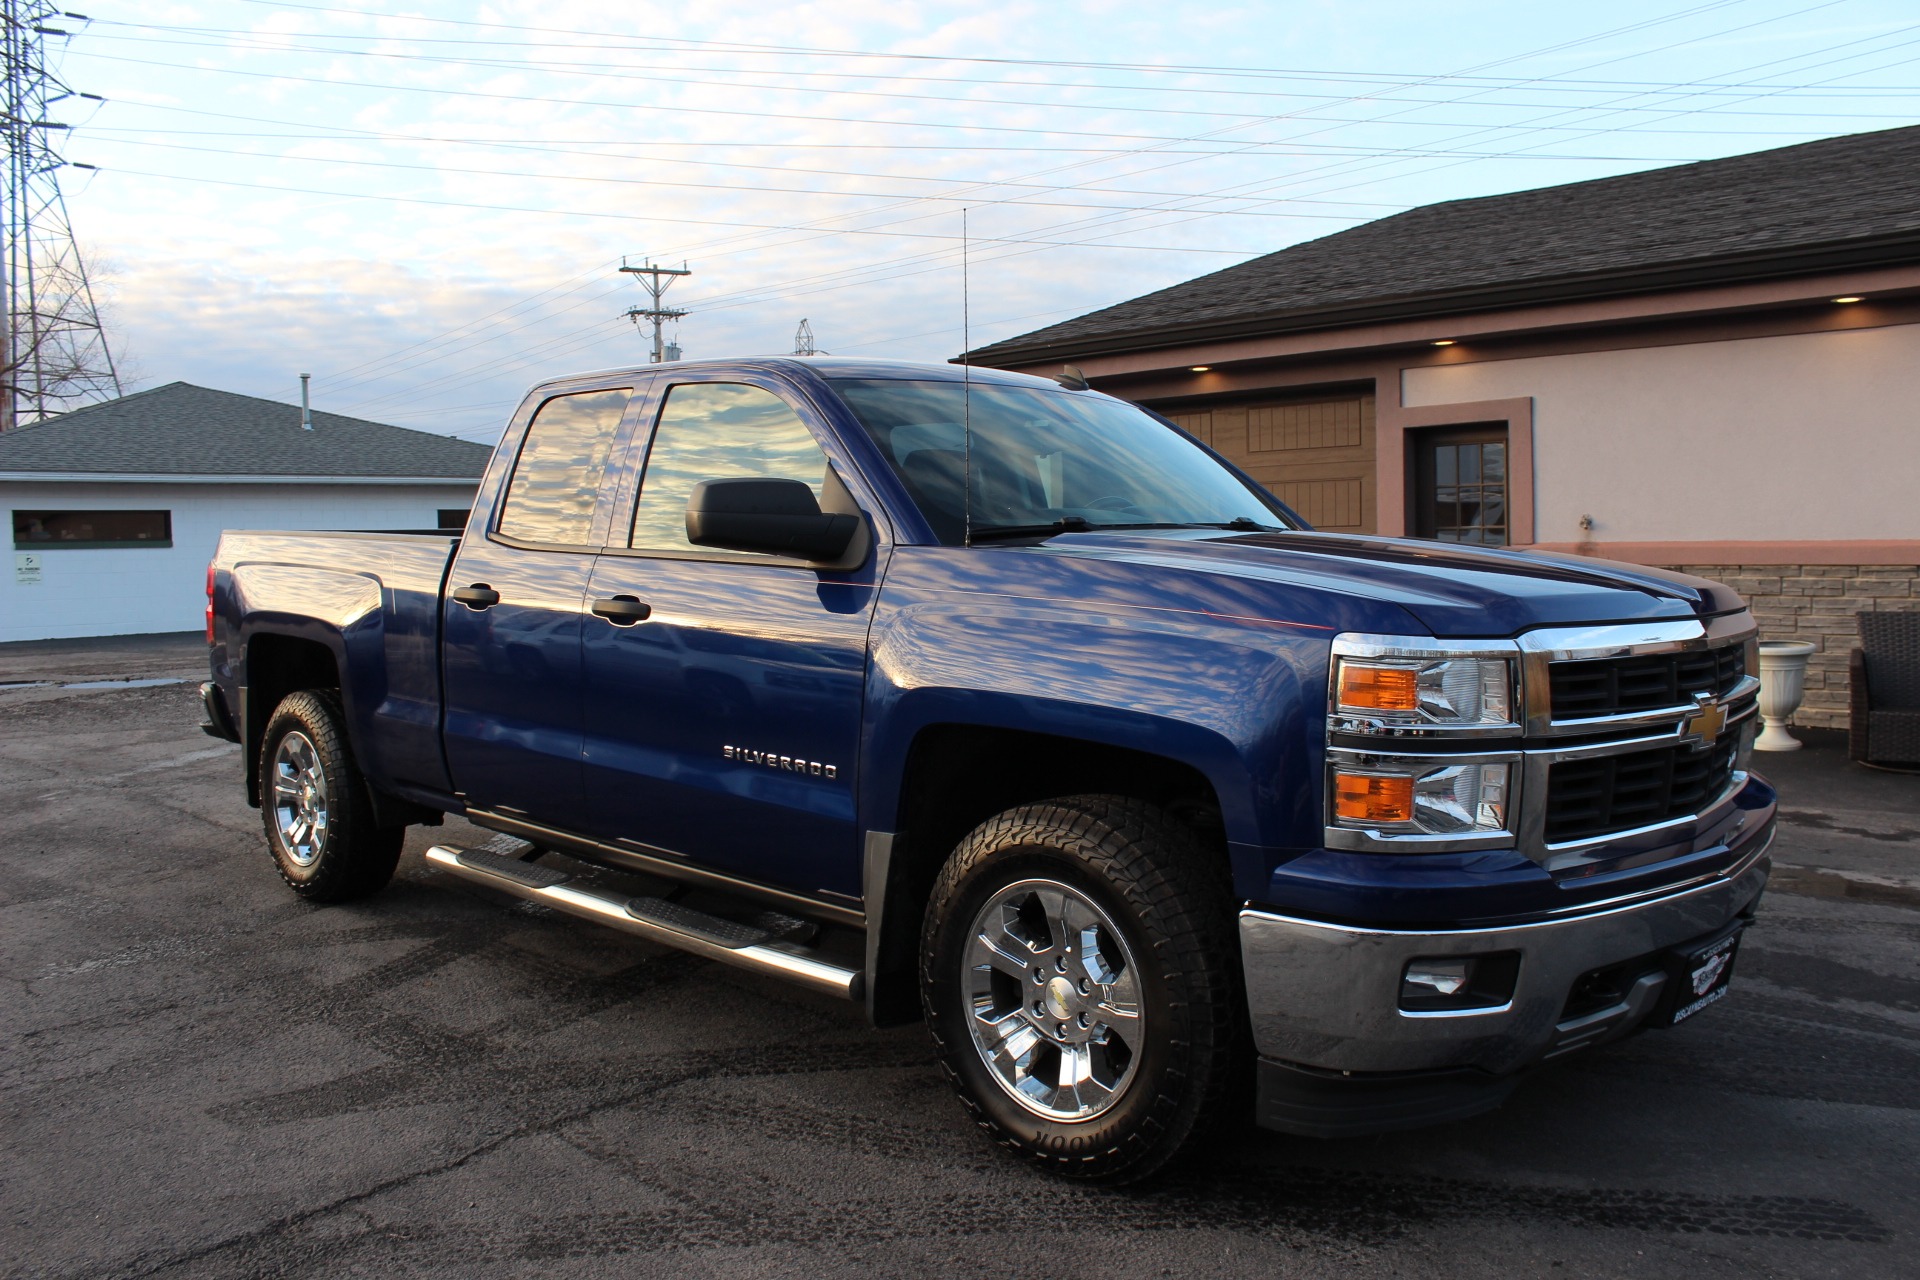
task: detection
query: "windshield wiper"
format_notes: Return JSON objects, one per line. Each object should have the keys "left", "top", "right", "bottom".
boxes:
{"left": 969, "top": 516, "right": 1284, "bottom": 543}
{"left": 969, "top": 517, "right": 1093, "bottom": 543}
{"left": 1074, "top": 518, "right": 1286, "bottom": 533}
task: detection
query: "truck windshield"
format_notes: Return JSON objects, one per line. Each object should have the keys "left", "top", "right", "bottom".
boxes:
{"left": 828, "top": 378, "right": 1292, "bottom": 545}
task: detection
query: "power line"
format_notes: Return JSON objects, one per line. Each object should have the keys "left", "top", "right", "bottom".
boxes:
{"left": 96, "top": 16, "right": 1920, "bottom": 97}
{"left": 80, "top": 26, "right": 1920, "bottom": 125}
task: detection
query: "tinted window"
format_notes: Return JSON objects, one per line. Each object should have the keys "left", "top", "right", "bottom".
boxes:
{"left": 496, "top": 389, "right": 631, "bottom": 545}
{"left": 629, "top": 383, "right": 831, "bottom": 553}
{"left": 13, "top": 509, "right": 171, "bottom": 549}
{"left": 829, "top": 378, "right": 1289, "bottom": 544}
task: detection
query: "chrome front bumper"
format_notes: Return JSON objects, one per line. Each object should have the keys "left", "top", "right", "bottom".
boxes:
{"left": 1239, "top": 833, "right": 1771, "bottom": 1076}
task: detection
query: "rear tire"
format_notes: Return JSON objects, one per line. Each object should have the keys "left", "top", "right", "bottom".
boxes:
{"left": 258, "top": 689, "right": 403, "bottom": 902}
{"left": 920, "top": 794, "right": 1241, "bottom": 1183}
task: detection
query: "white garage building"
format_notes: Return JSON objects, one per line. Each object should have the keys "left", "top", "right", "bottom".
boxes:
{"left": 1, "top": 382, "right": 491, "bottom": 643}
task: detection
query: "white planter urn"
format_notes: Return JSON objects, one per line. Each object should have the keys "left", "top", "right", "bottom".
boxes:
{"left": 1755, "top": 639, "right": 1819, "bottom": 752}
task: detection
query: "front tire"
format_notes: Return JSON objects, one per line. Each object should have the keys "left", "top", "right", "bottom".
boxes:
{"left": 920, "top": 795, "right": 1240, "bottom": 1183}
{"left": 259, "top": 689, "right": 403, "bottom": 902}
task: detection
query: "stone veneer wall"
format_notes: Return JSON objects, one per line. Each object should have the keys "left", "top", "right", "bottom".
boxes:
{"left": 1670, "top": 564, "right": 1920, "bottom": 730}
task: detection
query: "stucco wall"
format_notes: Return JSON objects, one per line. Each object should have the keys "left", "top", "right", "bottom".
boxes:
{"left": 1400, "top": 323, "right": 1920, "bottom": 546}
{"left": 3, "top": 481, "right": 475, "bottom": 643}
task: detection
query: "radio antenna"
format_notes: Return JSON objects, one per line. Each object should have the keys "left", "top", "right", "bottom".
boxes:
{"left": 962, "top": 207, "right": 973, "bottom": 549}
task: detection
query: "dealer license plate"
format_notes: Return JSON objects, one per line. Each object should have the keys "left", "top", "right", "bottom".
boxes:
{"left": 1663, "top": 924, "right": 1744, "bottom": 1026}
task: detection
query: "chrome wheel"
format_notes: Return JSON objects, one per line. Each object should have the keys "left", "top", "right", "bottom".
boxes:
{"left": 270, "top": 730, "right": 330, "bottom": 868}
{"left": 964, "top": 877, "right": 1145, "bottom": 1122}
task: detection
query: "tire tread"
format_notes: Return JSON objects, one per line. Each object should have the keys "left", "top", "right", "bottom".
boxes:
{"left": 919, "top": 793, "right": 1241, "bottom": 1183}
{"left": 259, "top": 689, "right": 403, "bottom": 903}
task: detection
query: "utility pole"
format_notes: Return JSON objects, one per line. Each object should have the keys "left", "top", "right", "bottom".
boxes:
{"left": 618, "top": 258, "right": 689, "bottom": 364}
{"left": 0, "top": 2, "right": 118, "bottom": 430}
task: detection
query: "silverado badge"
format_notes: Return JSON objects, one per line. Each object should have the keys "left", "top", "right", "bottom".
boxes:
{"left": 723, "top": 745, "right": 839, "bottom": 780}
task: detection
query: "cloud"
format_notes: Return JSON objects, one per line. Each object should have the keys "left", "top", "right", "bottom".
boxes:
{"left": 56, "top": 0, "right": 1920, "bottom": 436}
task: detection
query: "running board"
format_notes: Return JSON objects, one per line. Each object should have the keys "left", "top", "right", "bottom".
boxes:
{"left": 424, "top": 840, "right": 863, "bottom": 1001}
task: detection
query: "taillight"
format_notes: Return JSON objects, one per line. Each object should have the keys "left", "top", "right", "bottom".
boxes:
{"left": 205, "top": 562, "right": 217, "bottom": 644}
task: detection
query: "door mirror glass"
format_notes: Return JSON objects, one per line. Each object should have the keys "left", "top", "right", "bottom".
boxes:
{"left": 685, "top": 477, "right": 858, "bottom": 562}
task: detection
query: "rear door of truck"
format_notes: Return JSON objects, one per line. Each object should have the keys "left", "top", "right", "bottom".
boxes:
{"left": 440, "top": 377, "right": 650, "bottom": 827}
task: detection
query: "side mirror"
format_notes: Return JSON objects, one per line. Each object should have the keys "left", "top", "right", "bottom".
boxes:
{"left": 685, "top": 477, "right": 861, "bottom": 563}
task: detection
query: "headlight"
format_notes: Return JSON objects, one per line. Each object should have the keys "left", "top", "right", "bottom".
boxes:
{"left": 1329, "top": 635, "right": 1521, "bottom": 736}
{"left": 1335, "top": 656, "right": 1513, "bottom": 727}
{"left": 1331, "top": 760, "right": 1513, "bottom": 837}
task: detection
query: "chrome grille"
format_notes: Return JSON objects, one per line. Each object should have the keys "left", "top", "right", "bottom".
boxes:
{"left": 1548, "top": 644, "right": 1746, "bottom": 721}
{"left": 1545, "top": 738, "right": 1739, "bottom": 844}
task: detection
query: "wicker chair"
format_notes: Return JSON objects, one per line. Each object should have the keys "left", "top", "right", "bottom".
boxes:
{"left": 1850, "top": 612, "right": 1920, "bottom": 766}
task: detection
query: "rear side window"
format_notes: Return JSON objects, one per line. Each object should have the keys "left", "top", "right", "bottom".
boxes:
{"left": 628, "top": 383, "right": 831, "bottom": 553}
{"left": 495, "top": 388, "right": 631, "bottom": 546}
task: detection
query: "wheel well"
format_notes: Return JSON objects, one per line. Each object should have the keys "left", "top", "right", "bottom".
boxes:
{"left": 867, "top": 724, "right": 1225, "bottom": 1026}
{"left": 243, "top": 633, "right": 340, "bottom": 805}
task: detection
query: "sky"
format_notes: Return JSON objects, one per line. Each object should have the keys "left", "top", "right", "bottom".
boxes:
{"left": 43, "top": 0, "right": 1920, "bottom": 443}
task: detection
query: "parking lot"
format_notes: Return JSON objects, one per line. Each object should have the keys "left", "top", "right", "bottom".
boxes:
{"left": 3, "top": 634, "right": 1917, "bottom": 1279}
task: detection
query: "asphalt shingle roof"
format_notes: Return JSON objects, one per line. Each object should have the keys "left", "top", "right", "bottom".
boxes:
{"left": 969, "top": 124, "right": 1920, "bottom": 364}
{"left": 0, "top": 382, "right": 492, "bottom": 478}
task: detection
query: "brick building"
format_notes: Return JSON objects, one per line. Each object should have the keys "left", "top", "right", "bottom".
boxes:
{"left": 968, "top": 125, "right": 1920, "bottom": 728}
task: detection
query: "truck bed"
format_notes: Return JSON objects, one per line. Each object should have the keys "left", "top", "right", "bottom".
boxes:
{"left": 212, "top": 529, "right": 460, "bottom": 803}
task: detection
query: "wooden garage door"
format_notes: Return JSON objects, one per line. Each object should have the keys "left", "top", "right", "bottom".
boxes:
{"left": 1160, "top": 393, "right": 1375, "bottom": 533}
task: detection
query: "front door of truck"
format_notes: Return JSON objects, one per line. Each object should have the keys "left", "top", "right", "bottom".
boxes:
{"left": 442, "top": 383, "right": 638, "bottom": 827}
{"left": 578, "top": 377, "right": 882, "bottom": 901}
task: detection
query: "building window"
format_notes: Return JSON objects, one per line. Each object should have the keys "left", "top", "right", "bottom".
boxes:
{"left": 437, "top": 508, "right": 469, "bottom": 530}
{"left": 1412, "top": 425, "right": 1507, "bottom": 546}
{"left": 12, "top": 509, "right": 173, "bottom": 550}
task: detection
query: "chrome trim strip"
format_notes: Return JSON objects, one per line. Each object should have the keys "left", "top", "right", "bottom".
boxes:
{"left": 1399, "top": 999, "right": 1515, "bottom": 1020}
{"left": 427, "top": 846, "right": 863, "bottom": 999}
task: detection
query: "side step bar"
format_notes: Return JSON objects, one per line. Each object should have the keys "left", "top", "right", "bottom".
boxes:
{"left": 425, "top": 838, "right": 864, "bottom": 1001}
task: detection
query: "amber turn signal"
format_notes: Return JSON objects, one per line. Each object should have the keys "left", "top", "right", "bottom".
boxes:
{"left": 1334, "top": 772, "right": 1415, "bottom": 824}
{"left": 1338, "top": 662, "right": 1420, "bottom": 712}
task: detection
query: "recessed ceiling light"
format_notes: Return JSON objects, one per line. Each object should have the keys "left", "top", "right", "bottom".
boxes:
{"left": 1431, "top": 339, "right": 1456, "bottom": 347}
{"left": 1190, "top": 365, "right": 1210, "bottom": 372}
{"left": 1832, "top": 295, "right": 1863, "bottom": 304}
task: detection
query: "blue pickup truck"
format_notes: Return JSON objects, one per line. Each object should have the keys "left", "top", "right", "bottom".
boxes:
{"left": 204, "top": 357, "right": 1773, "bottom": 1182}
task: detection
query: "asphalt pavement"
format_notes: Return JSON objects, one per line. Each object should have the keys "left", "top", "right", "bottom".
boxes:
{"left": 2, "top": 635, "right": 1917, "bottom": 1279}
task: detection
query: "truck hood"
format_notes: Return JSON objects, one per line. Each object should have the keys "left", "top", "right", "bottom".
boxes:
{"left": 1041, "top": 529, "right": 1745, "bottom": 637}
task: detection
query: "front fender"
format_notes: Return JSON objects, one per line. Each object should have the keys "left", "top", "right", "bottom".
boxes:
{"left": 859, "top": 592, "right": 1329, "bottom": 851}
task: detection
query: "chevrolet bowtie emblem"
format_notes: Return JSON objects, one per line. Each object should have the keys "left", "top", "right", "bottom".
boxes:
{"left": 1682, "top": 691, "right": 1728, "bottom": 748}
